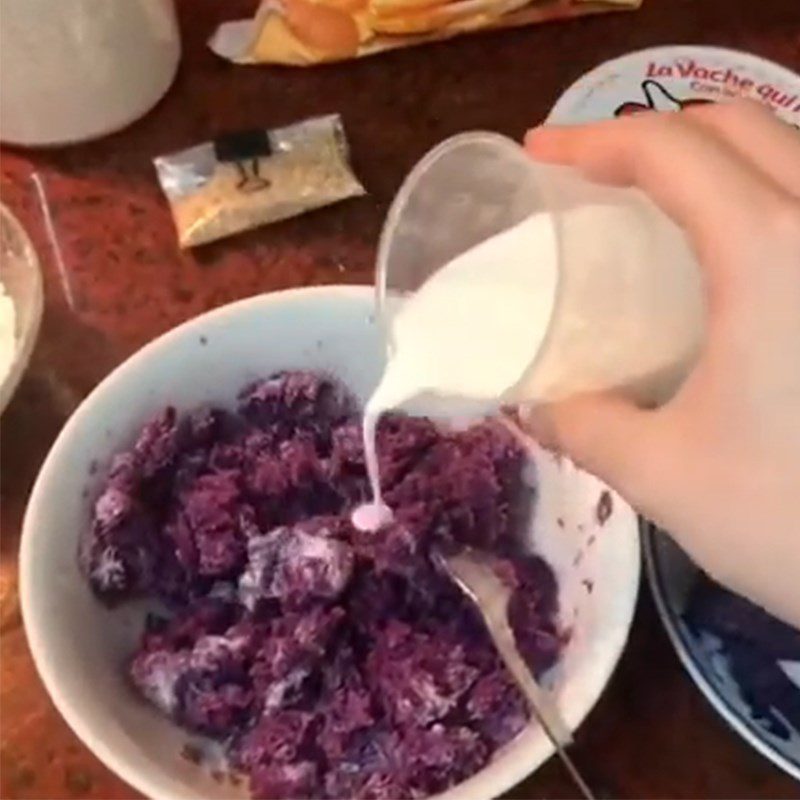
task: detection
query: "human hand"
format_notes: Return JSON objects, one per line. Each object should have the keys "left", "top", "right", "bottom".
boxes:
{"left": 524, "top": 101, "right": 800, "bottom": 626}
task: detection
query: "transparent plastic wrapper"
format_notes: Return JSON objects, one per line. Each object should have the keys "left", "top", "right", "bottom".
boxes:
{"left": 209, "top": 0, "right": 642, "bottom": 67}
{"left": 154, "top": 115, "right": 366, "bottom": 248}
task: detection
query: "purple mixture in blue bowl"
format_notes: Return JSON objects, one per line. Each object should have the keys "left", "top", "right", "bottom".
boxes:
{"left": 79, "top": 371, "right": 563, "bottom": 799}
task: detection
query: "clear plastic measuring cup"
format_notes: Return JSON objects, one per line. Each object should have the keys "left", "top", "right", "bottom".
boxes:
{"left": 376, "top": 132, "right": 705, "bottom": 407}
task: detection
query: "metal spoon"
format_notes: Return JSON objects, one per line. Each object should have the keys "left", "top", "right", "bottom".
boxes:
{"left": 437, "top": 547, "right": 596, "bottom": 800}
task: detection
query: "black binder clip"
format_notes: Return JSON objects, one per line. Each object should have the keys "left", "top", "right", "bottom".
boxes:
{"left": 213, "top": 129, "right": 272, "bottom": 193}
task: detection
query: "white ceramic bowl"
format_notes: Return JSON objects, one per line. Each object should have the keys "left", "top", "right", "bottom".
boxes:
{"left": 21, "top": 286, "right": 640, "bottom": 800}
{"left": 0, "top": 203, "right": 43, "bottom": 413}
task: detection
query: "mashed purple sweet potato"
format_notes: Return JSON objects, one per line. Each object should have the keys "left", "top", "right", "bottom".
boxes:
{"left": 79, "top": 372, "right": 563, "bottom": 799}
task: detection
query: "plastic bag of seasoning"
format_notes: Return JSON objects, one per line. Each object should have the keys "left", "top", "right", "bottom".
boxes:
{"left": 154, "top": 114, "right": 365, "bottom": 247}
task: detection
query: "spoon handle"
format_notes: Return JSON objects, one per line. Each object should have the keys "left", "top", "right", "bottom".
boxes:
{"left": 487, "top": 616, "right": 596, "bottom": 800}
{"left": 439, "top": 548, "right": 597, "bottom": 800}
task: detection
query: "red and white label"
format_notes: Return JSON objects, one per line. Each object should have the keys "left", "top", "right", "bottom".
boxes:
{"left": 548, "top": 46, "right": 800, "bottom": 125}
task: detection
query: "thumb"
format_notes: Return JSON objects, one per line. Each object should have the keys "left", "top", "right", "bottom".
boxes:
{"left": 519, "top": 393, "right": 657, "bottom": 495}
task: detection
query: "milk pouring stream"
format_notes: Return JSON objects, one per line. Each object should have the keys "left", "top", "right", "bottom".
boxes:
{"left": 352, "top": 213, "right": 559, "bottom": 531}
{"left": 352, "top": 152, "right": 704, "bottom": 532}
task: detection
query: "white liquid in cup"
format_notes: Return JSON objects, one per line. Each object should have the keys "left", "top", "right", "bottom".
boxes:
{"left": 352, "top": 136, "right": 704, "bottom": 533}
{"left": 352, "top": 213, "right": 559, "bottom": 531}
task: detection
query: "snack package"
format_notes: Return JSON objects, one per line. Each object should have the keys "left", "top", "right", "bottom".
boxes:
{"left": 209, "top": 0, "right": 642, "bottom": 67}
{"left": 154, "top": 115, "right": 365, "bottom": 248}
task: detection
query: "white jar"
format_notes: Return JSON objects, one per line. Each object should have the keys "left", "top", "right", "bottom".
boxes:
{"left": 0, "top": 0, "right": 180, "bottom": 146}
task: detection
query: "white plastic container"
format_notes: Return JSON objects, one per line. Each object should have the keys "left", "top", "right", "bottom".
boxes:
{"left": 377, "top": 133, "right": 704, "bottom": 407}
{"left": 0, "top": 0, "right": 180, "bottom": 146}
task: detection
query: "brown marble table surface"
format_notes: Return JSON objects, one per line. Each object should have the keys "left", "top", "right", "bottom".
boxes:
{"left": 2, "top": 0, "right": 799, "bottom": 797}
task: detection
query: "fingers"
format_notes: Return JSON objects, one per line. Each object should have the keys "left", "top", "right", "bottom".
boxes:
{"left": 682, "top": 100, "right": 800, "bottom": 198}
{"left": 524, "top": 112, "right": 785, "bottom": 279}
{"left": 519, "top": 393, "right": 659, "bottom": 502}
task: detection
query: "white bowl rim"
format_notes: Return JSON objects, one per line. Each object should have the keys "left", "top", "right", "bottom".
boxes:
{"left": 21, "top": 284, "right": 641, "bottom": 800}
{"left": 0, "top": 202, "right": 44, "bottom": 414}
